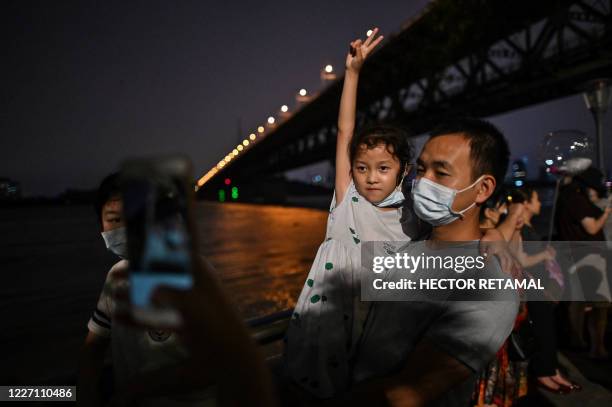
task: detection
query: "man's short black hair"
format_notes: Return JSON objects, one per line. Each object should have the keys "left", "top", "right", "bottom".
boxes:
{"left": 94, "top": 172, "right": 121, "bottom": 223}
{"left": 429, "top": 118, "right": 510, "bottom": 189}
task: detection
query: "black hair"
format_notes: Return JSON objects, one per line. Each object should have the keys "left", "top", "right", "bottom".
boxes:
{"left": 479, "top": 188, "right": 510, "bottom": 223}
{"left": 574, "top": 167, "right": 606, "bottom": 199}
{"left": 509, "top": 186, "right": 536, "bottom": 204}
{"left": 94, "top": 172, "right": 121, "bottom": 224}
{"left": 428, "top": 118, "right": 510, "bottom": 190}
{"left": 349, "top": 124, "right": 414, "bottom": 185}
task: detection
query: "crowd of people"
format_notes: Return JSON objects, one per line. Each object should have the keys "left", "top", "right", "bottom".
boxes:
{"left": 76, "top": 28, "right": 610, "bottom": 407}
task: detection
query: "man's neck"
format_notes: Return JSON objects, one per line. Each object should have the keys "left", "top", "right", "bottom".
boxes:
{"left": 430, "top": 210, "right": 482, "bottom": 242}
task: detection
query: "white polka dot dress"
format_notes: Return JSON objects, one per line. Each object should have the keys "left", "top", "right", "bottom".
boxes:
{"left": 284, "top": 181, "right": 414, "bottom": 398}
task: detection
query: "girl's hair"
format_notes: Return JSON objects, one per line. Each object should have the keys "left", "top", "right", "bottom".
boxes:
{"left": 509, "top": 186, "right": 536, "bottom": 204}
{"left": 479, "top": 188, "right": 509, "bottom": 223}
{"left": 349, "top": 125, "right": 414, "bottom": 184}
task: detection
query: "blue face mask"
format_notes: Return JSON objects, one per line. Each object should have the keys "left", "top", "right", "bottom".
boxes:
{"left": 411, "top": 176, "right": 483, "bottom": 226}
{"left": 101, "top": 226, "right": 128, "bottom": 259}
{"left": 373, "top": 188, "right": 405, "bottom": 208}
{"left": 373, "top": 169, "right": 408, "bottom": 208}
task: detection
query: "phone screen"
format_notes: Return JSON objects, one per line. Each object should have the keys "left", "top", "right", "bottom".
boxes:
{"left": 121, "top": 157, "right": 194, "bottom": 325}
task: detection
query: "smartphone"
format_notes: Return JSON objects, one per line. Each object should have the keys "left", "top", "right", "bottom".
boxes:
{"left": 120, "top": 155, "right": 195, "bottom": 327}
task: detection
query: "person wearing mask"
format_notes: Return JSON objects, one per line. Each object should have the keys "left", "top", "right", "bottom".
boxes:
{"left": 330, "top": 118, "right": 520, "bottom": 407}
{"left": 77, "top": 173, "right": 217, "bottom": 406}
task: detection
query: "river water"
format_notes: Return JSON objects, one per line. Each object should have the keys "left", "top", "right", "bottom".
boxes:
{"left": 0, "top": 202, "right": 328, "bottom": 384}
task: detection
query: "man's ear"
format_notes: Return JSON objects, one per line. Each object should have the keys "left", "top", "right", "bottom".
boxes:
{"left": 475, "top": 175, "right": 496, "bottom": 204}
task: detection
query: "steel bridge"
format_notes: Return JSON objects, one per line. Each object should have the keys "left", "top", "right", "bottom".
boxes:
{"left": 198, "top": 0, "right": 611, "bottom": 200}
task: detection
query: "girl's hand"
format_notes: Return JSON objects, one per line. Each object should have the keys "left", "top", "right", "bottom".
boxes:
{"left": 544, "top": 246, "right": 557, "bottom": 261}
{"left": 346, "top": 27, "right": 384, "bottom": 73}
{"left": 508, "top": 203, "right": 525, "bottom": 230}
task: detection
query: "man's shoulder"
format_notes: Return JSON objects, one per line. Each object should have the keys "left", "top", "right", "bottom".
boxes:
{"left": 565, "top": 189, "right": 590, "bottom": 208}
{"left": 108, "top": 259, "right": 128, "bottom": 275}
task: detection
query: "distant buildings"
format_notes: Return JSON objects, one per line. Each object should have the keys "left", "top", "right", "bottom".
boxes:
{"left": 0, "top": 178, "right": 21, "bottom": 200}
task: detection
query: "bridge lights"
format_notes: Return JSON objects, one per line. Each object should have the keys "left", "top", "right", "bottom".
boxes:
{"left": 321, "top": 64, "right": 336, "bottom": 81}
{"left": 249, "top": 134, "right": 256, "bottom": 141}
{"left": 280, "top": 104, "right": 291, "bottom": 119}
{"left": 297, "top": 88, "right": 310, "bottom": 103}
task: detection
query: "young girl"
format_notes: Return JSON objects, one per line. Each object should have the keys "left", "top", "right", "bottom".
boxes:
{"left": 284, "top": 28, "right": 417, "bottom": 398}
{"left": 473, "top": 190, "right": 530, "bottom": 407}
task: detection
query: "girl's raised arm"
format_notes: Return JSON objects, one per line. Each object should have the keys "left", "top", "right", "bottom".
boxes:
{"left": 335, "top": 28, "right": 383, "bottom": 205}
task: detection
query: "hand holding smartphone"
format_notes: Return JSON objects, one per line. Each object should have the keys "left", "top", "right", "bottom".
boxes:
{"left": 120, "top": 155, "right": 195, "bottom": 327}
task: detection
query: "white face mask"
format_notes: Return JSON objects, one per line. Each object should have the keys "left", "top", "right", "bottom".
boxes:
{"left": 372, "top": 167, "right": 409, "bottom": 208}
{"left": 101, "top": 226, "right": 128, "bottom": 259}
{"left": 411, "top": 176, "right": 484, "bottom": 226}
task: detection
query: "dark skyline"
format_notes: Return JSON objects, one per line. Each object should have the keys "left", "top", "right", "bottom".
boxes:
{"left": 3, "top": 1, "right": 611, "bottom": 197}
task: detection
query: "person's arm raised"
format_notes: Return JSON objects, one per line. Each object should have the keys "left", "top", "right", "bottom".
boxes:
{"left": 335, "top": 28, "right": 383, "bottom": 204}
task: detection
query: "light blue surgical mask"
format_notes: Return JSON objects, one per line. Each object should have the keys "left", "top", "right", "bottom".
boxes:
{"left": 411, "top": 176, "right": 484, "bottom": 226}
{"left": 373, "top": 189, "right": 405, "bottom": 207}
{"left": 373, "top": 170, "right": 408, "bottom": 208}
{"left": 101, "top": 226, "right": 128, "bottom": 259}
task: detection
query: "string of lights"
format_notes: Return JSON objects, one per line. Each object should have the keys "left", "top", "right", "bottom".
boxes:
{"left": 196, "top": 30, "right": 376, "bottom": 190}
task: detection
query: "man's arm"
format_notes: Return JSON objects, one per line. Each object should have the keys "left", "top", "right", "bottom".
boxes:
{"left": 581, "top": 206, "right": 612, "bottom": 235}
{"left": 330, "top": 341, "right": 471, "bottom": 407}
{"left": 77, "top": 331, "right": 109, "bottom": 407}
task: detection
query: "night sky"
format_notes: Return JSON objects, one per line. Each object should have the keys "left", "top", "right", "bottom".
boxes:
{"left": 3, "top": 1, "right": 611, "bottom": 197}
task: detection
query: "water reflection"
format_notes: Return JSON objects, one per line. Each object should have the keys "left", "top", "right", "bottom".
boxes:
{"left": 195, "top": 202, "right": 327, "bottom": 318}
